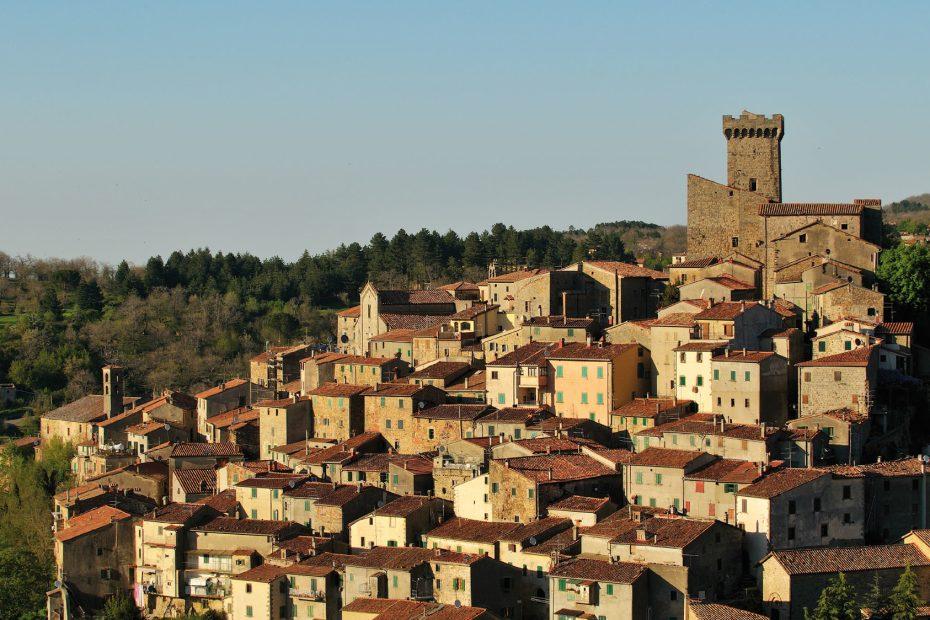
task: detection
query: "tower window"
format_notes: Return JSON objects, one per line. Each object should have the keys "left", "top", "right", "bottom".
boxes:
{"left": 749, "top": 178, "right": 757, "bottom": 192}
{"left": 799, "top": 234, "right": 807, "bottom": 243}
{"left": 731, "top": 237, "right": 739, "bottom": 248}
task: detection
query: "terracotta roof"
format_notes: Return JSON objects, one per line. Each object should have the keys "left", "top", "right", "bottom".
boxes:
{"left": 651, "top": 313, "right": 698, "bottom": 328}
{"left": 694, "top": 301, "right": 760, "bottom": 321}
{"left": 671, "top": 257, "right": 719, "bottom": 269}
{"left": 235, "top": 474, "right": 309, "bottom": 489}
{"left": 769, "top": 544, "right": 930, "bottom": 575}
{"left": 586, "top": 260, "right": 667, "bottom": 279}
{"left": 737, "top": 468, "right": 827, "bottom": 498}
{"left": 528, "top": 416, "right": 593, "bottom": 433}
{"left": 337, "top": 305, "right": 360, "bottom": 318}
{"left": 195, "top": 516, "right": 302, "bottom": 536}
{"left": 685, "top": 275, "right": 755, "bottom": 291}
{"left": 125, "top": 420, "right": 169, "bottom": 436}
{"left": 445, "top": 370, "right": 486, "bottom": 392}
{"left": 415, "top": 403, "right": 494, "bottom": 421}
{"left": 369, "top": 328, "right": 416, "bottom": 343}
{"left": 195, "top": 378, "right": 248, "bottom": 400}
{"left": 231, "top": 563, "right": 286, "bottom": 583}
{"left": 689, "top": 603, "right": 768, "bottom": 620}
{"left": 378, "top": 289, "right": 455, "bottom": 305}
{"left": 146, "top": 502, "right": 215, "bottom": 524}
{"left": 174, "top": 468, "right": 217, "bottom": 495}
{"left": 546, "top": 342, "right": 637, "bottom": 361}
{"left": 425, "top": 517, "right": 521, "bottom": 544}
{"left": 819, "top": 407, "right": 871, "bottom": 423}
{"left": 673, "top": 341, "right": 728, "bottom": 352}
{"left": 43, "top": 394, "right": 136, "bottom": 423}
{"left": 501, "top": 454, "right": 616, "bottom": 483}
{"left": 479, "top": 406, "right": 548, "bottom": 423}
{"left": 759, "top": 203, "right": 864, "bottom": 217}
{"left": 828, "top": 457, "right": 927, "bottom": 479}
{"left": 448, "top": 304, "right": 497, "bottom": 320}
{"left": 550, "top": 556, "right": 647, "bottom": 584}
{"left": 363, "top": 383, "right": 432, "bottom": 397}
{"left": 487, "top": 268, "right": 549, "bottom": 283}
{"left": 548, "top": 495, "right": 611, "bottom": 513}
{"left": 283, "top": 481, "right": 348, "bottom": 499}
{"left": 440, "top": 280, "right": 480, "bottom": 292}
{"left": 878, "top": 322, "right": 914, "bottom": 336}
{"left": 239, "top": 459, "right": 294, "bottom": 472}
{"left": 627, "top": 448, "right": 707, "bottom": 469}
{"left": 796, "top": 345, "right": 877, "bottom": 367}
{"left": 306, "top": 383, "right": 369, "bottom": 397}
{"left": 498, "top": 516, "right": 573, "bottom": 543}
{"left": 11, "top": 435, "right": 40, "bottom": 449}
{"left": 301, "top": 352, "right": 348, "bottom": 365}
{"left": 196, "top": 489, "right": 238, "bottom": 513}
{"left": 372, "top": 495, "right": 434, "bottom": 517}
{"left": 341, "top": 598, "right": 487, "bottom": 620}
{"left": 342, "top": 453, "right": 432, "bottom": 475}
{"left": 612, "top": 515, "right": 715, "bottom": 548}
{"left": 711, "top": 350, "right": 777, "bottom": 363}
{"left": 205, "top": 406, "right": 258, "bottom": 429}
{"left": 408, "top": 361, "right": 472, "bottom": 380}
{"left": 582, "top": 506, "right": 669, "bottom": 540}
{"left": 686, "top": 459, "right": 761, "bottom": 484}
{"left": 381, "top": 314, "right": 448, "bottom": 331}
{"left": 504, "top": 436, "right": 587, "bottom": 455}
{"left": 613, "top": 398, "right": 692, "bottom": 419}
{"left": 298, "top": 432, "right": 384, "bottom": 466}
{"left": 811, "top": 280, "right": 848, "bottom": 295}
{"left": 524, "top": 316, "right": 595, "bottom": 329}
{"left": 313, "top": 484, "right": 377, "bottom": 507}
{"left": 487, "top": 341, "right": 556, "bottom": 367}
{"left": 342, "top": 546, "right": 481, "bottom": 570}
{"left": 56, "top": 505, "right": 132, "bottom": 542}
{"left": 170, "top": 442, "right": 243, "bottom": 458}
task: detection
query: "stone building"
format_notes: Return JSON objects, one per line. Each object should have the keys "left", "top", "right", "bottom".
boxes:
{"left": 257, "top": 397, "right": 312, "bottom": 461}
{"left": 709, "top": 350, "right": 789, "bottom": 426}
{"left": 360, "top": 383, "right": 445, "bottom": 453}
{"left": 305, "top": 382, "right": 367, "bottom": 441}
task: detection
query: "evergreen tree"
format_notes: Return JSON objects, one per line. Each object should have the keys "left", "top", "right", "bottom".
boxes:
{"left": 805, "top": 572, "right": 861, "bottom": 620}
{"left": 98, "top": 590, "right": 142, "bottom": 620}
{"left": 889, "top": 564, "right": 920, "bottom": 620}
{"left": 863, "top": 573, "right": 890, "bottom": 619}
{"left": 143, "top": 256, "right": 167, "bottom": 289}
{"left": 75, "top": 280, "right": 104, "bottom": 312}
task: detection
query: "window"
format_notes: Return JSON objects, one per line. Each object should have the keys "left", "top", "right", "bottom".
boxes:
{"left": 843, "top": 513, "right": 852, "bottom": 524}
{"left": 834, "top": 371, "right": 842, "bottom": 382}
{"left": 385, "top": 419, "right": 392, "bottom": 429}
{"left": 821, "top": 524, "right": 829, "bottom": 537}
{"left": 635, "top": 472, "right": 643, "bottom": 484}
{"left": 730, "top": 370, "right": 736, "bottom": 381}
{"left": 558, "top": 579, "right": 566, "bottom": 591}
{"left": 679, "top": 376, "right": 686, "bottom": 387}
{"left": 724, "top": 483, "right": 738, "bottom": 494}
{"left": 428, "top": 428, "right": 435, "bottom": 439}
{"left": 511, "top": 487, "right": 516, "bottom": 496}
{"left": 744, "top": 371, "right": 751, "bottom": 381}
{"left": 744, "top": 399, "right": 750, "bottom": 407}
{"left": 556, "top": 365, "right": 563, "bottom": 378}
{"left": 581, "top": 367, "right": 588, "bottom": 379}
{"left": 788, "top": 527, "right": 795, "bottom": 541}
{"left": 696, "top": 375, "right": 703, "bottom": 387}
{"left": 491, "top": 482, "right": 499, "bottom": 493}
{"left": 788, "top": 500, "right": 796, "bottom": 514}
{"left": 596, "top": 393, "right": 604, "bottom": 405}
{"left": 841, "top": 223, "right": 849, "bottom": 230}
{"left": 606, "top": 584, "right": 614, "bottom": 595}
{"left": 749, "top": 178, "right": 757, "bottom": 191}
{"left": 814, "top": 498, "right": 821, "bottom": 511}
{"left": 713, "top": 369, "right": 719, "bottom": 380}
{"left": 731, "top": 236, "right": 739, "bottom": 248}
{"left": 397, "top": 420, "right": 404, "bottom": 429}
{"left": 251, "top": 487, "right": 257, "bottom": 498}
{"left": 799, "top": 233, "right": 807, "bottom": 243}
{"left": 556, "top": 392, "right": 564, "bottom": 404}
{"left": 695, "top": 481, "right": 705, "bottom": 493}
{"left": 597, "top": 367, "right": 604, "bottom": 379}
{"left": 843, "top": 485, "right": 852, "bottom": 499}
{"left": 581, "top": 393, "right": 588, "bottom": 404}
{"left": 844, "top": 341, "right": 852, "bottom": 351}
{"left": 246, "top": 584, "right": 252, "bottom": 593}
{"left": 497, "top": 393, "right": 505, "bottom": 405}
{"left": 818, "top": 341, "right": 826, "bottom": 352}
{"left": 655, "top": 473, "right": 663, "bottom": 485}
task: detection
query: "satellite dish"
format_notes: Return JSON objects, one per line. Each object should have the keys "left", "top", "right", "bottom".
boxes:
{"left": 54, "top": 580, "right": 61, "bottom": 589}
{"left": 418, "top": 401, "right": 426, "bottom": 410}
{"left": 437, "top": 446, "right": 446, "bottom": 453}
{"left": 454, "top": 600, "right": 461, "bottom": 608}
{"left": 289, "top": 479, "right": 298, "bottom": 489}
{"left": 163, "top": 424, "right": 170, "bottom": 432}
{"left": 528, "top": 536, "right": 537, "bottom": 546}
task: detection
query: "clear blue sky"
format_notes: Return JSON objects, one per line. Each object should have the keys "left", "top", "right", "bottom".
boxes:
{"left": 2, "top": 1, "right": 929, "bottom": 264}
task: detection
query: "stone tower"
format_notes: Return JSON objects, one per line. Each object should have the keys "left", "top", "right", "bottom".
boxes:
{"left": 102, "top": 365, "right": 125, "bottom": 418}
{"left": 723, "top": 111, "right": 784, "bottom": 202}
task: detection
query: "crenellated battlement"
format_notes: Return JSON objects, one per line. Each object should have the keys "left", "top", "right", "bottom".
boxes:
{"left": 723, "top": 111, "right": 784, "bottom": 140}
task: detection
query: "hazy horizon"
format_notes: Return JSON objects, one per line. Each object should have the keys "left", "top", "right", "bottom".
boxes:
{"left": 2, "top": 2, "right": 929, "bottom": 264}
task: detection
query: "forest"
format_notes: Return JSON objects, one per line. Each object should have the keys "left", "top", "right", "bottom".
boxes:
{"left": 0, "top": 221, "right": 685, "bottom": 422}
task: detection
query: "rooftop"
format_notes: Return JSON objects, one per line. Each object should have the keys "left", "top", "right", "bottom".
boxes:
{"left": 56, "top": 505, "right": 132, "bottom": 543}
{"left": 43, "top": 394, "right": 137, "bottom": 423}
{"left": 546, "top": 342, "right": 637, "bottom": 361}
{"left": 173, "top": 468, "right": 217, "bottom": 495}
{"left": 425, "top": 517, "right": 521, "bottom": 544}
{"left": 797, "top": 345, "right": 877, "bottom": 367}
{"left": 769, "top": 544, "right": 930, "bottom": 575}
{"left": 170, "top": 442, "right": 243, "bottom": 458}
{"left": 737, "top": 468, "right": 827, "bottom": 499}
{"left": 306, "top": 383, "right": 369, "bottom": 397}
{"left": 548, "top": 495, "right": 612, "bottom": 513}
{"left": 195, "top": 378, "right": 248, "bottom": 400}
{"left": 550, "top": 556, "right": 647, "bottom": 584}
{"left": 408, "top": 361, "right": 472, "bottom": 380}
{"left": 500, "top": 453, "right": 616, "bottom": 483}
{"left": 415, "top": 403, "right": 494, "bottom": 421}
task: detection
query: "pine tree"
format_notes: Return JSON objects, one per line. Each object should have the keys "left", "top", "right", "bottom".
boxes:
{"left": 863, "top": 573, "right": 890, "bottom": 619}
{"left": 805, "top": 572, "right": 861, "bottom": 620}
{"left": 889, "top": 564, "right": 920, "bottom": 620}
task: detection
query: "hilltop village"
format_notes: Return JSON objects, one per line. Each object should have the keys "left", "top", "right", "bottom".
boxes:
{"left": 37, "top": 113, "right": 930, "bottom": 620}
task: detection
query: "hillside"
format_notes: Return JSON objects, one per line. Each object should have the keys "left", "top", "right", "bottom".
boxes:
{"left": 0, "top": 220, "right": 684, "bottom": 423}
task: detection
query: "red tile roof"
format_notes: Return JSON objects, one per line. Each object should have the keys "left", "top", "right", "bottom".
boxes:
{"left": 689, "top": 603, "right": 768, "bottom": 620}
{"left": 369, "top": 328, "right": 416, "bottom": 343}
{"left": 195, "top": 516, "right": 303, "bottom": 536}
{"left": 878, "top": 322, "right": 914, "bottom": 336}
{"left": 769, "top": 544, "right": 930, "bottom": 575}
{"left": 550, "top": 556, "right": 647, "bottom": 584}
{"left": 170, "top": 442, "right": 243, "bottom": 458}
{"left": 425, "top": 517, "right": 521, "bottom": 544}
{"left": 487, "top": 268, "right": 549, "bottom": 283}
{"left": 408, "top": 361, "right": 472, "bottom": 380}
{"left": 759, "top": 203, "right": 864, "bottom": 217}
{"left": 44, "top": 395, "right": 137, "bottom": 423}
{"left": 56, "top": 505, "right": 132, "bottom": 542}
{"left": 524, "top": 316, "right": 595, "bottom": 329}
{"left": 174, "top": 468, "right": 217, "bottom": 495}
{"left": 651, "top": 313, "right": 698, "bottom": 328}
{"left": 414, "top": 403, "right": 494, "bottom": 421}
{"left": 546, "top": 342, "right": 637, "bottom": 361}
{"left": 205, "top": 406, "right": 258, "bottom": 429}
{"left": 673, "top": 341, "right": 728, "bottom": 352}
{"left": 487, "top": 341, "right": 556, "bottom": 367}
{"left": 796, "top": 344, "right": 877, "bottom": 367}
{"left": 686, "top": 459, "right": 761, "bottom": 484}
{"left": 612, "top": 515, "right": 716, "bottom": 548}
{"left": 671, "top": 257, "right": 719, "bottom": 269}
{"left": 737, "top": 468, "right": 827, "bottom": 498}
{"left": 548, "top": 495, "right": 612, "bottom": 513}
{"left": 711, "top": 350, "right": 777, "bottom": 363}
{"left": 613, "top": 398, "right": 692, "bottom": 418}
{"left": 694, "top": 301, "right": 760, "bottom": 321}
{"left": 362, "top": 383, "right": 433, "bottom": 397}
{"left": 378, "top": 289, "right": 455, "bottom": 305}
{"left": 627, "top": 448, "right": 708, "bottom": 469}
{"left": 307, "top": 383, "right": 369, "bottom": 397}
{"left": 195, "top": 378, "right": 248, "bottom": 400}
{"left": 372, "top": 495, "right": 434, "bottom": 517}
{"left": 586, "top": 260, "right": 668, "bottom": 280}
{"left": 501, "top": 454, "right": 616, "bottom": 483}
{"left": 381, "top": 314, "right": 448, "bottom": 331}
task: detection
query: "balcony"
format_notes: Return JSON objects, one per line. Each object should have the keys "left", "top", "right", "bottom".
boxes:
{"left": 290, "top": 588, "right": 325, "bottom": 601}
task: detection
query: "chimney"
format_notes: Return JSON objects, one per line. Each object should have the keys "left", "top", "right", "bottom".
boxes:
{"left": 547, "top": 468, "right": 553, "bottom": 481}
{"left": 760, "top": 422, "right": 766, "bottom": 439}
{"left": 636, "top": 528, "right": 647, "bottom": 542}
{"left": 102, "top": 365, "right": 125, "bottom": 418}
{"left": 586, "top": 334, "right": 592, "bottom": 347}
{"left": 559, "top": 338, "right": 565, "bottom": 348}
